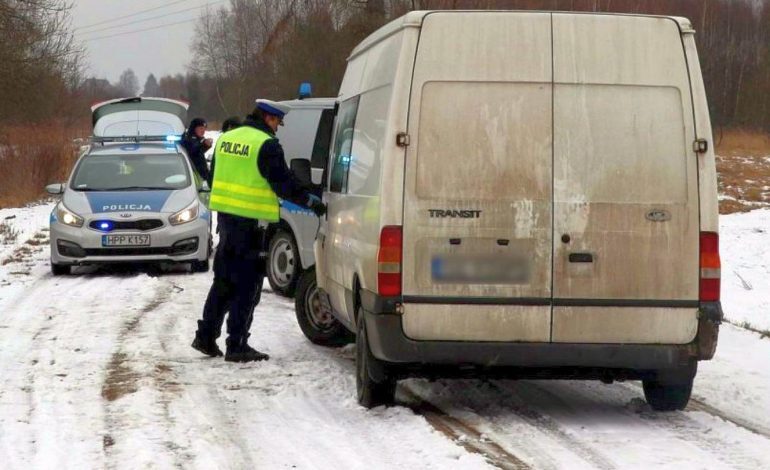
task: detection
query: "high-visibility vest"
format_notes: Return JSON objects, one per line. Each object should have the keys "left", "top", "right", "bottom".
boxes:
{"left": 209, "top": 126, "right": 280, "bottom": 221}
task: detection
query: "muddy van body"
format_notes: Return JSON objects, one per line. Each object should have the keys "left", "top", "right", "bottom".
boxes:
{"left": 298, "top": 11, "right": 722, "bottom": 410}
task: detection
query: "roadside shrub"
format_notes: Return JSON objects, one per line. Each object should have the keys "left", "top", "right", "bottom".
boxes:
{"left": 0, "top": 122, "right": 87, "bottom": 208}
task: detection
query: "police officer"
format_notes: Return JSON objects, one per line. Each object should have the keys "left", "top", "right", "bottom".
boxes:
{"left": 180, "top": 117, "right": 213, "bottom": 182}
{"left": 191, "top": 100, "right": 325, "bottom": 362}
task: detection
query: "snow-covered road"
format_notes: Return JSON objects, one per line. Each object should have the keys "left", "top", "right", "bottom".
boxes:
{"left": 1, "top": 204, "right": 769, "bottom": 469}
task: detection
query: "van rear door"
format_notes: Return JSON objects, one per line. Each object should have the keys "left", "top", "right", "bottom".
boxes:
{"left": 401, "top": 12, "right": 553, "bottom": 342}
{"left": 550, "top": 14, "right": 700, "bottom": 344}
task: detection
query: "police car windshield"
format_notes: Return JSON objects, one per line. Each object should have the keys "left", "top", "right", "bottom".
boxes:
{"left": 71, "top": 153, "right": 190, "bottom": 191}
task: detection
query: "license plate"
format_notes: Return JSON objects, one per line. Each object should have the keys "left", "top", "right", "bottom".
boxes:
{"left": 102, "top": 234, "right": 151, "bottom": 247}
{"left": 432, "top": 254, "right": 530, "bottom": 284}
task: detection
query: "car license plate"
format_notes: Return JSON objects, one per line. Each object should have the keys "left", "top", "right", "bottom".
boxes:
{"left": 432, "top": 254, "right": 530, "bottom": 284}
{"left": 102, "top": 234, "right": 150, "bottom": 247}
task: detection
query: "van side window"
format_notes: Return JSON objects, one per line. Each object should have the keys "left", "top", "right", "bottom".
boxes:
{"left": 311, "top": 109, "right": 335, "bottom": 171}
{"left": 329, "top": 96, "right": 360, "bottom": 193}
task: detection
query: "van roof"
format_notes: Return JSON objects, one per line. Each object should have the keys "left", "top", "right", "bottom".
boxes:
{"left": 280, "top": 97, "right": 336, "bottom": 109}
{"left": 348, "top": 11, "right": 694, "bottom": 59}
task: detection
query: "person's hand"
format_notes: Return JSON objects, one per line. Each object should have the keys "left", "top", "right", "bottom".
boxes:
{"left": 311, "top": 201, "right": 326, "bottom": 217}
{"left": 203, "top": 138, "right": 213, "bottom": 149}
{"left": 309, "top": 198, "right": 326, "bottom": 217}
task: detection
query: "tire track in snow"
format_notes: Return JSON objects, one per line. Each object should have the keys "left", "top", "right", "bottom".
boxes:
{"left": 634, "top": 406, "right": 769, "bottom": 469}
{"left": 621, "top": 383, "right": 770, "bottom": 440}
{"left": 687, "top": 397, "right": 770, "bottom": 439}
{"left": 101, "top": 278, "right": 185, "bottom": 467}
{"left": 400, "top": 387, "right": 532, "bottom": 470}
{"left": 478, "top": 381, "right": 617, "bottom": 470}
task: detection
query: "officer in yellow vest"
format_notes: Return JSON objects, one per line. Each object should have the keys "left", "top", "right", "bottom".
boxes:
{"left": 192, "top": 99, "right": 326, "bottom": 362}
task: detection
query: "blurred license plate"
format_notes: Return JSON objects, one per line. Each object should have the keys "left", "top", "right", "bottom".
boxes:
{"left": 432, "top": 255, "right": 529, "bottom": 284}
{"left": 102, "top": 234, "right": 150, "bottom": 247}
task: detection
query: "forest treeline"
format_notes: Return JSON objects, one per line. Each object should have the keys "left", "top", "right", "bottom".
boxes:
{"left": 2, "top": 0, "right": 770, "bottom": 129}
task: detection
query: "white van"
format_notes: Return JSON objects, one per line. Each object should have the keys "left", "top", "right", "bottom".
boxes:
{"left": 295, "top": 11, "right": 722, "bottom": 410}
{"left": 265, "top": 98, "right": 335, "bottom": 296}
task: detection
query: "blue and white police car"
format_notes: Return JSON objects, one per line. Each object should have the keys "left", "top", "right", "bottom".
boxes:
{"left": 45, "top": 97, "right": 212, "bottom": 275}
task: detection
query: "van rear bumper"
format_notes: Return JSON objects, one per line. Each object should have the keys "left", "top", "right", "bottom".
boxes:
{"left": 362, "top": 301, "right": 722, "bottom": 370}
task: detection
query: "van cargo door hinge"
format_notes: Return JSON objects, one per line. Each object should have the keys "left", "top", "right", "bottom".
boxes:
{"left": 396, "top": 132, "right": 410, "bottom": 147}
{"left": 693, "top": 139, "right": 708, "bottom": 154}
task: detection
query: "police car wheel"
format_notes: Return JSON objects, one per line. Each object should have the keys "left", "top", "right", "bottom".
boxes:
{"left": 51, "top": 263, "right": 71, "bottom": 276}
{"left": 191, "top": 259, "right": 210, "bottom": 273}
{"left": 356, "top": 308, "right": 396, "bottom": 409}
{"left": 294, "top": 269, "right": 351, "bottom": 347}
{"left": 267, "top": 229, "right": 300, "bottom": 297}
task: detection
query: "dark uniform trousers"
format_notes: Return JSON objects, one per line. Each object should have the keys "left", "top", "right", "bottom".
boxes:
{"left": 199, "top": 213, "right": 265, "bottom": 345}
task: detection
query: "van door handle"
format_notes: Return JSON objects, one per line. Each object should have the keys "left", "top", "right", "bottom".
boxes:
{"left": 568, "top": 253, "right": 593, "bottom": 263}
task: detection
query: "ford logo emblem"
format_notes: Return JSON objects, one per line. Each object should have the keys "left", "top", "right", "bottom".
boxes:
{"left": 646, "top": 209, "right": 671, "bottom": 222}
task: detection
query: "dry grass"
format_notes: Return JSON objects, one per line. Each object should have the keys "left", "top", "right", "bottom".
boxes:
{"left": 0, "top": 219, "right": 18, "bottom": 244}
{"left": 0, "top": 122, "right": 88, "bottom": 209}
{"left": 716, "top": 129, "right": 770, "bottom": 214}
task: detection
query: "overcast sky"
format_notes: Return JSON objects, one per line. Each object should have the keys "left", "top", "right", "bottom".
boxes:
{"left": 72, "top": 0, "right": 221, "bottom": 86}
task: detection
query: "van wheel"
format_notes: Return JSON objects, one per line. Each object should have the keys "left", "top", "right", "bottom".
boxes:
{"left": 643, "top": 364, "right": 697, "bottom": 411}
{"left": 294, "top": 269, "right": 351, "bottom": 346}
{"left": 356, "top": 308, "right": 396, "bottom": 408}
{"left": 51, "top": 262, "right": 70, "bottom": 276}
{"left": 268, "top": 229, "right": 299, "bottom": 297}
{"left": 191, "top": 259, "right": 210, "bottom": 273}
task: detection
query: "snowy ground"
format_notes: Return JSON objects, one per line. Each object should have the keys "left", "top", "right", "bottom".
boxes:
{"left": 0, "top": 204, "right": 769, "bottom": 469}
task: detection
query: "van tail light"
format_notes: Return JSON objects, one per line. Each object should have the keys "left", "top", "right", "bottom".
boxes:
{"left": 700, "top": 232, "right": 721, "bottom": 302}
{"left": 378, "top": 226, "right": 402, "bottom": 296}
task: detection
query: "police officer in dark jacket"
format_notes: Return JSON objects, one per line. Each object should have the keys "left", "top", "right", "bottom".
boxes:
{"left": 180, "top": 117, "right": 213, "bottom": 182}
{"left": 192, "top": 100, "right": 325, "bottom": 362}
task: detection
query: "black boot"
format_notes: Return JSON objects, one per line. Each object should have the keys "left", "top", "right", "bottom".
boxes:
{"left": 191, "top": 330, "right": 223, "bottom": 357}
{"left": 225, "top": 336, "right": 269, "bottom": 363}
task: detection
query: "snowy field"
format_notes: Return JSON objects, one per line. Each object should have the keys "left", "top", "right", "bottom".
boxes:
{"left": 0, "top": 204, "right": 769, "bottom": 469}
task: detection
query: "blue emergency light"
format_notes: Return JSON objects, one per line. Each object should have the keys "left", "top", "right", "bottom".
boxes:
{"left": 299, "top": 82, "right": 312, "bottom": 100}
{"left": 166, "top": 135, "right": 182, "bottom": 142}
{"left": 97, "top": 221, "right": 114, "bottom": 232}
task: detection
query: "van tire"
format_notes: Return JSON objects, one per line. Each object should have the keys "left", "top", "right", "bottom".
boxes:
{"left": 51, "top": 263, "right": 70, "bottom": 275}
{"left": 267, "top": 229, "right": 300, "bottom": 297}
{"left": 356, "top": 308, "right": 396, "bottom": 408}
{"left": 643, "top": 365, "right": 696, "bottom": 411}
{"left": 295, "top": 269, "right": 351, "bottom": 347}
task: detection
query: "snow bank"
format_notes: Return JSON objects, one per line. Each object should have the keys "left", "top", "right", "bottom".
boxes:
{"left": 720, "top": 208, "right": 770, "bottom": 331}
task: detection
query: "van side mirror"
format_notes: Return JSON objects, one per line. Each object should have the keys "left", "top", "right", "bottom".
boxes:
{"left": 290, "top": 158, "right": 312, "bottom": 187}
{"left": 45, "top": 183, "right": 64, "bottom": 195}
{"left": 311, "top": 167, "right": 324, "bottom": 186}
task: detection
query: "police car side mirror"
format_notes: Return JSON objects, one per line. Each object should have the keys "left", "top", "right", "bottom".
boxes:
{"left": 199, "top": 181, "right": 211, "bottom": 193}
{"left": 45, "top": 183, "right": 64, "bottom": 195}
{"left": 290, "top": 158, "right": 312, "bottom": 187}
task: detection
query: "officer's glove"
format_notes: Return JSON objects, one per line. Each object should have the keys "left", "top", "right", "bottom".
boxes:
{"left": 307, "top": 195, "right": 327, "bottom": 217}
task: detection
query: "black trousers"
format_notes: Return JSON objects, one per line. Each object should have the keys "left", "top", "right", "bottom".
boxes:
{"left": 198, "top": 213, "right": 266, "bottom": 345}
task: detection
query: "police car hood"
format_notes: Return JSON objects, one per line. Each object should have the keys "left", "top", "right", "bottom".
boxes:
{"left": 64, "top": 186, "right": 198, "bottom": 216}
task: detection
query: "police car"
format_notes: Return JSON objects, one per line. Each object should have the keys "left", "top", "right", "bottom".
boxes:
{"left": 45, "top": 97, "right": 211, "bottom": 275}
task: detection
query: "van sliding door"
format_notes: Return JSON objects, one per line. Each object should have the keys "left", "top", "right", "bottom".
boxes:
{"left": 401, "top": 12, "right": 553, "bottom": 342}
{"left": 551, "top": 14, "right": 700, "bottom": 344}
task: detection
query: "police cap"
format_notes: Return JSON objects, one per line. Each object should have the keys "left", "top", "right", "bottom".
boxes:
{"left": 255, "top": 99, "right": 290, "bottom": 119}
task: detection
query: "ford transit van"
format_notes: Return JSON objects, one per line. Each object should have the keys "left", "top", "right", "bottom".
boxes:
{"left": 295, "top": 11, "right": 722, "bottom": 410}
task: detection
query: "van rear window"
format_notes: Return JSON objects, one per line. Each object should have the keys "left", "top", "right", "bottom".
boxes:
{"left": 415, "top": 81, "right": 552, "bottom": 201}
{"left": 554, "top": 84, "right": 687, "bottom": 204}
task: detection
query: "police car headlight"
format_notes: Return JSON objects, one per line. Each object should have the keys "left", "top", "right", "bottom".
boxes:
{"left": 56, "top": 203, "right": 84, "bottom": 228}
{"left": 169, "top": 201, "right": 199, "bottom": 225}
